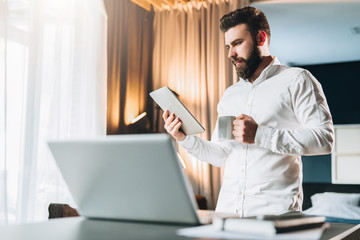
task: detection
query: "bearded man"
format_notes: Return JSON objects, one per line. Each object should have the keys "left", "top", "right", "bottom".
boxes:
{"left": 163, "top": 6, "right": 334, "bottom": 217}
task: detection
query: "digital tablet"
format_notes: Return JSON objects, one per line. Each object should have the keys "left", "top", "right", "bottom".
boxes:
{"left": 150, "top": 86, "right": 205, "bottom": 135}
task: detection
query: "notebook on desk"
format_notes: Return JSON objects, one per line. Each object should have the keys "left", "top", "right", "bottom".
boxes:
{"left": 48, "top": 134, "right": 212, "bottom": 225}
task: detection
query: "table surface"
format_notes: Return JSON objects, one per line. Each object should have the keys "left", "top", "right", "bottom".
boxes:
{"left": 1, "top": 217, "right": 359, "bottom": 240}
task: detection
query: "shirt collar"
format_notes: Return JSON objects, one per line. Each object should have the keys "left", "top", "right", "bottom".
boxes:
{"left": 263, "top": 57, "right": 281, "bottom": 79}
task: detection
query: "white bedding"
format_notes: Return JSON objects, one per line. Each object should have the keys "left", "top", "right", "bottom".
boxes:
{"left": 304, "top": 192, "right": 360, "bottom": 219}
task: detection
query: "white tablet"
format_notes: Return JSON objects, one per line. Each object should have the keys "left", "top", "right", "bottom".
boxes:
{"left": 150, "top": 86, "right": 205, "bottom": 135}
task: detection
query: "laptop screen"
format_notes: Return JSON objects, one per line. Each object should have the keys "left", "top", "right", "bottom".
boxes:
{"left": 48, "top": 134, "right": 200, "bottom": 225}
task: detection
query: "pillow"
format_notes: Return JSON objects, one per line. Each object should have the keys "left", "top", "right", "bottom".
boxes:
{"left": 310, "top": 192, "right": 360, "bottom": 207}
{"left": 304, "top": 203, "right": 360, "bottom": 219}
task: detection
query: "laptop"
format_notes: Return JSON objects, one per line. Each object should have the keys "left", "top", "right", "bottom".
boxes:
{"left": 48, "top": 133, "right": 210, "bottom": 225}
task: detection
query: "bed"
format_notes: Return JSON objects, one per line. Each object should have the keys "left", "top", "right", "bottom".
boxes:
{"left": 302, "top": 183, "right": 360, "bottom": 224}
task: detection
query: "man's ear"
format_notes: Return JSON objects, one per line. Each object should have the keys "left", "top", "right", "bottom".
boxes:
{"left": 258, "top": 31, "right": 266, "bottom": 46}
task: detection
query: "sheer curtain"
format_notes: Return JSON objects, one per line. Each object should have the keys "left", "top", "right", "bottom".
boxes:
{"left": 0, "top": 0, "right": 107, "bottom": 224}
{"left": 152, "top": 0, "right": 249, "bottom": 209}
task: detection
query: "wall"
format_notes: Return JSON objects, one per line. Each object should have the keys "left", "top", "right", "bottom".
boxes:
{"left": 298, "top": 61, "right": 360, "bottom": 183}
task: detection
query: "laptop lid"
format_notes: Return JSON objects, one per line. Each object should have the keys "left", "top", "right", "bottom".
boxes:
{"left": 48, "top": 134, "right": 200, "bottom": 225}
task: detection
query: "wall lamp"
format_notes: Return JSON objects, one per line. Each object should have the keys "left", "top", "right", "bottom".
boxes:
{"left": 129, "top": 112, "right": 151, "bottom": 133}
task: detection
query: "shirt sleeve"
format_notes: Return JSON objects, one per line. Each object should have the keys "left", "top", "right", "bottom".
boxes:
{"left": 178, "top": 123, "right": 232, "bottom": 167}
{"left": 254, "top": 70, "right": 334, "bottom": 156}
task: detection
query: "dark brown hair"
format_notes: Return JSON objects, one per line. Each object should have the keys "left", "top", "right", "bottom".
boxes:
{"left": 220, "top": 7, "right": 271, "bottom": 44}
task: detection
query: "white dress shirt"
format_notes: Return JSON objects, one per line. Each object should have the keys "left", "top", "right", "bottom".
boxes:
{"left": 179, "top": 57, "right": 334, "bottom": 217}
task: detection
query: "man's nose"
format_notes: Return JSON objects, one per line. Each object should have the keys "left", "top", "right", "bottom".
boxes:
{"left": 228, "top": 47, "right": 237, "bottom": 59}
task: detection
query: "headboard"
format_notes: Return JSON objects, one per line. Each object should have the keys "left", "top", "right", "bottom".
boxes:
{"left": 302, "top": 183, "right": 360, "bottom": 210}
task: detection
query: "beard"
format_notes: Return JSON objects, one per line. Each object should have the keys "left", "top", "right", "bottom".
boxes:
{"left": 232, "top": 43, "right": 262, "bottom": 80}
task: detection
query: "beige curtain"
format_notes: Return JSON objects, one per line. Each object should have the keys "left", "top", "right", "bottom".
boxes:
{"left": 104, "top": 0, "right": 154, "bottom": 134}
{"left": 152, "top": 0, "right": 249, "bottom": 209}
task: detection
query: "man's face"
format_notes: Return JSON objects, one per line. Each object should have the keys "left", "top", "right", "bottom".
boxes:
{"left": 225, "top": 24, "right": 262, "bottom": 80}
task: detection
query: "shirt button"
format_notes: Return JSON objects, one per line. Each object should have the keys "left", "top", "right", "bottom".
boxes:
{"left": 241, "top": 169, "right": 245, "bottom": 173}
{"left": 239, "top": 191, "right": 243, "bottom": 195}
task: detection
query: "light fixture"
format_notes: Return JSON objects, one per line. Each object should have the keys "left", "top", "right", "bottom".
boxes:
{"left": 147, "top": 0, "right": 162, "bottom": 9}
{"left": 130, "top": 112, "right": 147, "bottom": 124}
{"left": 129, "top": 112, "right": 151, "bottom": 133}
{"left": 131, "top": 0, "right": 202, "bottom": 12}
{"left": 163, "top": 0, "right": 175, "bottom": 6}
{"left": 131, "top": 0, "right": 152, "bottom": 11}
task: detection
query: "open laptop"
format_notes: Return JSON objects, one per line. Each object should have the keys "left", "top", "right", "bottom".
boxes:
{"left": 48, "top": 133, "right": 210, "bottom": 225}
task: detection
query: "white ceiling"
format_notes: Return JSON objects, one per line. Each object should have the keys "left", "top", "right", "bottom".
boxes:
{"left": 251, "top": 0, "right": 360, "bottom": 66}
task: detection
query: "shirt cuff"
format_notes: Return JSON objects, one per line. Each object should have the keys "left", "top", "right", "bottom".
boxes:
{"left": 178, "top": 135, "right": 196, "bottom": 149}
{"left": 254, "top": 125, "right": 273, "bottom": 149}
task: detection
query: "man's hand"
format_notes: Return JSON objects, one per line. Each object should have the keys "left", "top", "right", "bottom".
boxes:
{"left": 233, "top": 114, "right": 258, "bottom": 144}
{"left": 163, "top": 110, "right": 186, "bottom": 142}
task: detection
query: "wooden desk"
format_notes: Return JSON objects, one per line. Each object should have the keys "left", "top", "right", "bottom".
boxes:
{"left": 1, "top": 217, "right": 359, "bottom": 240}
